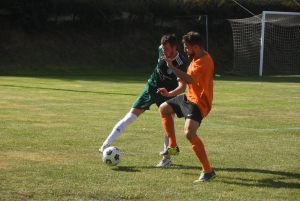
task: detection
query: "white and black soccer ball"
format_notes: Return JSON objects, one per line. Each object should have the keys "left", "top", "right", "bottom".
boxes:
{"left": 102, "top": 146, "right": 121, "bottom": 166}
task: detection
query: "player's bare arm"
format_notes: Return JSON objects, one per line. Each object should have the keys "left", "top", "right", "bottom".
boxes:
{"left": 161, "top": 56, "right": 193, "bottom": 84}
{"left": 156, "top": 81, "right": 186, "bottom": 97}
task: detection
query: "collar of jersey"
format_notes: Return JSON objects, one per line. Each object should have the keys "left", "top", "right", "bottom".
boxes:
{"left": 170, "top": 52, "right": 179, "bottom": 61}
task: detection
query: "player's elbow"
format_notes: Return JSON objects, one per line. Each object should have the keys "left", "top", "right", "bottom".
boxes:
{"left": 185, "top": 77, "right": 193, "bottom": 84}
{"left": 178, "top": 82, "right": 187, "bottom": 92}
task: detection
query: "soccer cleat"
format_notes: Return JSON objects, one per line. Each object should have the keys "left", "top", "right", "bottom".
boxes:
{"left": 159, "top": 146, "right": 180, "bottom": 156}
{"left": 194, "top": 169, "right": 216, "bottom": 182}
{"left": 155, "top": 157, "right": 172, "bottom": 167}
{"left": 99, "top": 143, "right": 110, "bottom": 153}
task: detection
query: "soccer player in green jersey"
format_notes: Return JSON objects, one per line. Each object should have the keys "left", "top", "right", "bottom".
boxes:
{"left": 99, "top": 34, "right": 188, "bottom": 167}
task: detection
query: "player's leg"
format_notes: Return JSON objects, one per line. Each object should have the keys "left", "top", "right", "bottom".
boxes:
{"left": 156, "top": 113, "right": 174, "bottom": 167}
{"left": 159, "top": 100, "right": 181, "bottom": 156}
{"left": 184, "top": 119, "right": 211, "bottom": 171}
{"left": 181, "top": 99, "right": 215, "bottom": 182}
{"left": 152, "top": 90, "right": 177, "bottom": 166}
{"left": 99, "top": 108, "right": 144, "bottom": 152}
{"left": 100, "top": 84, "right": 153, "bottom": 152}
{"left": 164, "top": 133, "right": 169, "bottom": 151}
{"left": 163, "top": 113, "right": 175, "bottom": 149}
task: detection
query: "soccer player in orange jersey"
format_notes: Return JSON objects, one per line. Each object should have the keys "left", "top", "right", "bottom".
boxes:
{"left": 157, "top": 31, "right": 215, "bottom": 181}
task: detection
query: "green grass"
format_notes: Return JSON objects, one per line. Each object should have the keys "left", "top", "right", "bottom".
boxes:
{"left": 0, "top": 75, "right": 299, "bottom": 201}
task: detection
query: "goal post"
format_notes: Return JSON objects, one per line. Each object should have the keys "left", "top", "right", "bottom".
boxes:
{"left": 259, "top": 12, "right": 266, "bottom": 77}
{"left": 229, "top": 11, "right": 300, "bottom": 76}
{"left": 259, "top": 11, "right": 300, "bottom": 76}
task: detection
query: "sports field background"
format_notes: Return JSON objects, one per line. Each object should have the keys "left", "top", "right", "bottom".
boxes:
{"left": 0, "top": 75, "right": 299, "bottom": 200}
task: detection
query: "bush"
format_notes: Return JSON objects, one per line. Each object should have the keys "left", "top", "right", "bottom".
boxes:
{"left": 2, "top": 0, "right": 299, "bottom": 30}
{"left": 8, "top": 0, "right": 53, "bottom": 30}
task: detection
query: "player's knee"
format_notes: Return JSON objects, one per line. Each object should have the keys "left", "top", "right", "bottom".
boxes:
{"left": 183, "top": 127, "right": 190, "bottom": 137}
{"left": 159, "top": 102, "right": 171, "bottom": 115}
{"left": 184, "top": 128, "right": 196, "bottom": 140}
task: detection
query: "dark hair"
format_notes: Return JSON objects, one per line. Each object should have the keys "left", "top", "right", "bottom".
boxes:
{"left": 182, "top": 32, "right": 204, "bottom": 47}
{"left": 161, "top": 34, "right": 177, "bottom": 47}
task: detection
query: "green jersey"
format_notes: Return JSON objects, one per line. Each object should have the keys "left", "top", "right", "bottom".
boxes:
{"left": 148, "top": 45, "right": 188, "bottom": 92}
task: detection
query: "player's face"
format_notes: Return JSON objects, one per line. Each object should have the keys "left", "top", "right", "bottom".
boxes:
{"left": 161, "top": 42, "right": 176, "bottom": 58}
{"left": 183, "top": 42, "right": 195, "bottom": 60}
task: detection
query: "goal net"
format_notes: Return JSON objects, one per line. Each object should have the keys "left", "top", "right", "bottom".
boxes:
{"left": 228, "top": 11, "right": 300, "bottom": 75}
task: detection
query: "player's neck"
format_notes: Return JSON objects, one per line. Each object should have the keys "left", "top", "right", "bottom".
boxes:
{"left": 169, "top": 51, "right": 178, "bottom": 60}
{"left": 194, "top": 49, "right": 206, "bottom": 60}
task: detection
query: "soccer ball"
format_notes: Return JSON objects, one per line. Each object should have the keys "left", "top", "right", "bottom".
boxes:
{"left": 102, "top": 146, "right": 121, "bottom": 166}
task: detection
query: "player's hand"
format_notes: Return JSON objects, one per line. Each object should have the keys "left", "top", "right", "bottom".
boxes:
{"left": 161, "top": 56, "right": 174, "bottom": 69}
{"left": 156, "top": 88, "right": 170, "bottom": 97}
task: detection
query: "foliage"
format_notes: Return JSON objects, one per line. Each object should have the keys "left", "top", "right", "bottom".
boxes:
{"left": 1, "top": 0, "right": 299, "bottom": 29}
{"left": 0, "top": 18, "right": 235, "bottom": 74}
{"left": 7, "top": 0, "right": 53, "bottom": 30}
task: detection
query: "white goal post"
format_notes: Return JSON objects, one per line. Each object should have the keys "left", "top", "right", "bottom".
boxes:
{"left": 259, "top": 11, "right": 300, "bottom": 76}
{"left": 229, "top": 11, "right": 300, "bottom": 76}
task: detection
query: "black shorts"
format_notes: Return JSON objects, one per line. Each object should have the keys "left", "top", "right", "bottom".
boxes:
{"left": 166, "top": 95, "right": 203, "bottom": 124}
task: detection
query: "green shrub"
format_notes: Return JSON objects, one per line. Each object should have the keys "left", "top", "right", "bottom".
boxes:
{"left": 2, "top": 0, "right": 299, "bottom": 30}
{"left": 8, "top": 0, "right": 53, "bottom": 30}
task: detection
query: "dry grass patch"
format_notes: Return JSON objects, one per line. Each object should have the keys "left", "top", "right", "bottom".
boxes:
{"left": 0, "top": 151, "right": 70, "bottom": 169}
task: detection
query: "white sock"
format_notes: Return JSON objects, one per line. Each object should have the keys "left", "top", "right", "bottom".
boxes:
{"left": 164, "top": 134, "right": 169, "bottom": 151}
{"left": 104, "top": 112, "right": 137, "bottom": 145}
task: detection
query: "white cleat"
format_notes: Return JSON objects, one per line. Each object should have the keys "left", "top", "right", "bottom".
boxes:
{"left": 99, "top": 143, "right": 110, "bottom": 153}
{"left": 156, "top": 157, "right": 172, "bottom": 167}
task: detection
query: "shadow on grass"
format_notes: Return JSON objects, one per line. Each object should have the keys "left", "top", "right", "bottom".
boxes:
{"left": 0, "top": 84, "right": 138, "bottom": 96}
{"left": 215, "top": 167, "right": 300, "bottom": 189}
{"left": 118, "top": 164, "right": 300, "bottom": 189}
{"left": 111, "top": 166, "right": 141, "bottom": 172}
{"left": 185, "top": 166, "right": 300, "bottom": 189}
{"left": 216, "top": 167, "right": 300, "bottom": 179}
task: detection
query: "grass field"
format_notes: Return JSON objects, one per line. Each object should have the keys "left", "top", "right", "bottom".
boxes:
{"left": 0, "top": 75, "right": 299, "bottom": 201}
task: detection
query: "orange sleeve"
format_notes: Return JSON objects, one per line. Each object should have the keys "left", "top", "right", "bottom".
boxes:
{"left": 188, "top": 59, "right": 209, "bottom": 82}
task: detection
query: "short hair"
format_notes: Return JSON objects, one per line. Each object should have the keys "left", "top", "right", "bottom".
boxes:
{"left": 161, "top": 34, "right": 177, "bottom": 47}
{"left": 182, "top": 32, "right": 204, "bottom": 47}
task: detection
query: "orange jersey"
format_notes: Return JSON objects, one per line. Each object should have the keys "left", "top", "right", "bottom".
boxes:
{"left": 186, "top": 52, "right": 214, "bottom": 118}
